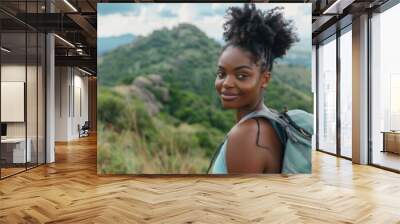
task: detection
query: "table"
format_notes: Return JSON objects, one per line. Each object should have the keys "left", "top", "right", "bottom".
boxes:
{"left": 381, "top": 131, "right": 400, "bottom": 154}
{"left": 1, "top": 138, "right": 31, "bottom": 163}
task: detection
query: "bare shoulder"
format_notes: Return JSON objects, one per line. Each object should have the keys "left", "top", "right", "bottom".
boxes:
{"left": 226, "top": 118, "right": 283, "bottom": 173}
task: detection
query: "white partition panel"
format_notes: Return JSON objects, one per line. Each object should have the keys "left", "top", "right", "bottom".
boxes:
{"left": 1, "top": 82, "right": 25, "bottom": 122}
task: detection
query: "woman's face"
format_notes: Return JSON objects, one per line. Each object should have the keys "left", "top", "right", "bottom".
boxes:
{"left": 215, "top": 46, "right": 270, "bottom": 110}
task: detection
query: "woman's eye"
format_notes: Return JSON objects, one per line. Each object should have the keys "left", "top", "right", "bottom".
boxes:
{"left": 216, "top": 71, "right": 225, "bottom": 78}
{"left": 236, "top": 74, "right": 247, "bottom": 80}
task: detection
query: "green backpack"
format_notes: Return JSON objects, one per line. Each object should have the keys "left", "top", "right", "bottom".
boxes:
{"left": 243, "top": 106, "right": 313, "bottom": 174}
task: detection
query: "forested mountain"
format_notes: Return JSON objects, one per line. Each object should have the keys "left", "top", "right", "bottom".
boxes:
{"left": 98, "top": 23, "right": 312, "bottom": 112}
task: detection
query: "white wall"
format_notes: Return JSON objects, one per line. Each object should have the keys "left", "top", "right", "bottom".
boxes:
{"left": 1, "top": 65, "right": 37, "bottom": 138}
{"left": 55, "top": 67, "right": 89, "bottom": 141}
{"left": 55, "top": 66, "right": 69, "bottom": 141}
{"left": 72, "top": 72, "right": 89, "bottom": 138}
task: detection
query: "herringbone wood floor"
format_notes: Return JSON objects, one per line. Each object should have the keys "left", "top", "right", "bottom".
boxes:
{"left": 1, "top": 135, "right": 400, "bottom": 223}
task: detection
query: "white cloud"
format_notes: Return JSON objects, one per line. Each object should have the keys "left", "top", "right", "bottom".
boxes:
{"left": 211, "top": 3, "right": 220, "bottom": 11}
{"left": 138, "top": 7, "right": 147, "bottom": 23}
{"left": 98, "top": 10, "right": 178, "bottom": 38}
{"left": 196, "top": 15, "right": 225, "bottom": 41}
{"left": 98, "top": 2, "right": 311, "bottom": 45}
{"left": 157, "top": 4, "right": 166, "bottom": 13}
{"left": 257, "top": 3, "right": 311, "bottom": 39}
{"left": 178, "top": 3, "right": 195, "bottom": 23}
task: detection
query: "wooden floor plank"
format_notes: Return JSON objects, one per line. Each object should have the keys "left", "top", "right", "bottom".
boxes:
{"left": 0, "top": 134, "right": 400, "bottom": 223}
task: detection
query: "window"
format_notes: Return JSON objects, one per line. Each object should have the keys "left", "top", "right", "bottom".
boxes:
{"left": 317, "top": 36, "right": 337, "bottom": 154}
{"left": 371, "top": 3, "right": 400, "bottom": 171}
{"left": 339, "top": 28, "right": 352, "bottom": 158}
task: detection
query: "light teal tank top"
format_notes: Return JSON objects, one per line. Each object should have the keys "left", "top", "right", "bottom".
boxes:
{"left": 209, "top": 138, "right": 228, "bottom": 174}
{"left": 208, "top": 106, "right": 285, "bottom": 174}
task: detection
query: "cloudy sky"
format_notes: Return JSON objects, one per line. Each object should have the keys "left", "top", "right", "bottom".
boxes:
{"left": 98, "top": 3, "right": 311, "bottom": 46}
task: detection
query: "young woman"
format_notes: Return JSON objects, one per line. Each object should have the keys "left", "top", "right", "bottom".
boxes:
{"left": 209, "top": 4, "right": 298, "bottom": 174}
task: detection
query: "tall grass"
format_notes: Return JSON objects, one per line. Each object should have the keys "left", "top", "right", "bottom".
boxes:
{"left": 97, "top": 89, "right": 223, "bottom": 174}
{"left": 98, "top": 120, "right": 216, "bottom": 174}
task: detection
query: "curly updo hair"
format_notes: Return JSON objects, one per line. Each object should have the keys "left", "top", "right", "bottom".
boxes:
{"left": 222, "top": 3, "right": 299, "bottom": 72}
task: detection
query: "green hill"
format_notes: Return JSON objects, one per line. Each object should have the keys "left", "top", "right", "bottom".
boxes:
{"left": 98, "top": 23, "right": 312, "bottom": 113}
{"left": 99, "top": 23, "right": 220, "bottom": 97}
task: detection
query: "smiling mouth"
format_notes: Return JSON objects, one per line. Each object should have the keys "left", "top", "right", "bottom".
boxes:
{"left": 221, "top": 93, "right": 240, "bottom": 101}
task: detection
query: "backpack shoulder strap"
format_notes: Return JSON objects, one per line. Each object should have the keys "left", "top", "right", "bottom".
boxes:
{"left": 236, "top": 105, "right": 312, "bottom": 143}
{"left": 234, "top": 105, "right": 287, "bottom": 145}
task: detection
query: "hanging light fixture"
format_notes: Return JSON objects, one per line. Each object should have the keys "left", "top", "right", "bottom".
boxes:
{"left": 1, "top": 47, "right": 11, "bottom": 53}
{"left": 63, "top": 0, "right": 78, "bottom": 12}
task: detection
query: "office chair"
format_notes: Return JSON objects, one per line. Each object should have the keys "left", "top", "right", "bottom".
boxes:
{"left": 79, "top": 121, "right": 90, "bottom": 138}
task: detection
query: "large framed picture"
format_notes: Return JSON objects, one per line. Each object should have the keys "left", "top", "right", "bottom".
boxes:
{"left": 97, "top": 3, "right": 313, "bottom": 174}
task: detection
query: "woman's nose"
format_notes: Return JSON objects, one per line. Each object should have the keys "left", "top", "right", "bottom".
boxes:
{"left": 222, "top": 74, "right": 235, "bottom": 88}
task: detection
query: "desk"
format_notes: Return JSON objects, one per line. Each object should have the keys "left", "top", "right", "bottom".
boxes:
{"left": 1, "top": 138, "right": 31, "bottom": 163}
{"left": 381, "top": 131, "right": 400, "bottom": 154}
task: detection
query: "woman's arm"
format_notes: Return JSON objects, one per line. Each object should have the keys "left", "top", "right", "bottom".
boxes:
{"left": 226, "top": 118, "right": 283, "bottom": 173}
